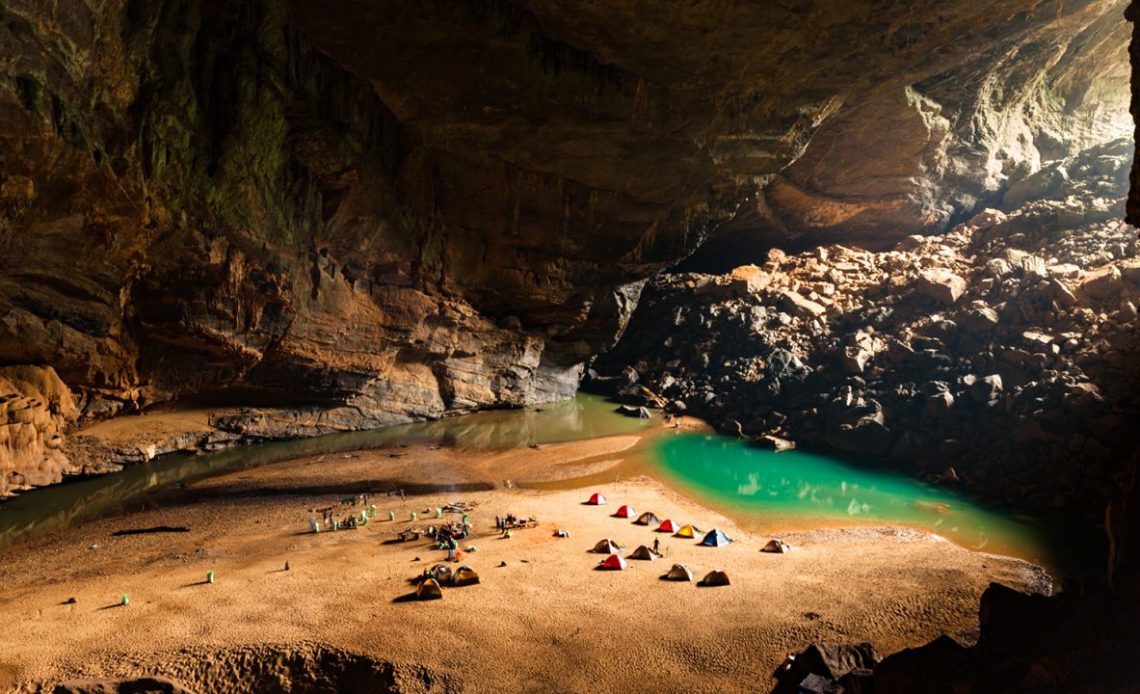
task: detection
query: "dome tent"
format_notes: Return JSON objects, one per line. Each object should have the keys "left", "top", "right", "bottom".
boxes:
{"left": 700, "top": 529, "right": 732, "bottom": 547}
{"left": 599, "top": 553, "right": 627, "bottom": 570}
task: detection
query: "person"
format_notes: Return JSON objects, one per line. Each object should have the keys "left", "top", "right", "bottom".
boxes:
{"left": 446, "top": 537, "right": 458, "bottom": 562}
{"left": 653, "top": 538, "right": 660, "bottom": 555}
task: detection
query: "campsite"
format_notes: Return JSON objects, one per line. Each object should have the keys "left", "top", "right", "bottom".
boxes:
{"left": 0, "top": 431, "right": 1050, "bottom": 692}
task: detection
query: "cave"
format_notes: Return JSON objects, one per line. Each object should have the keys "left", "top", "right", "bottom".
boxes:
{"left": 0, "top": 0, "right": 1138, "bottom": 691}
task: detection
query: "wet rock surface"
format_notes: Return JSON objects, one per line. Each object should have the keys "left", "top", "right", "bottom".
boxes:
{"left": 595, "top": 139, "right": 1138, "bottom": 518}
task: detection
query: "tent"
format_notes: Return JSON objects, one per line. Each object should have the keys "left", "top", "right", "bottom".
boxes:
{"left": 664, "top": 564, "right": 695, "bottom": 582}
{"left": 628, "top": 545, "right": 658, "bottom": 561}
{"left": 593, "top": 539, "right": 621, "bottom": 554}
{"left": 656, "top": 519, "right": 678, "bottom": 533}
{"left": 633, "top": 511, "right": 660, "bottom": 526}
{"left": 451, "top": 565, "right": 480, "bottom": 586}
{"left": 675, "top": 524, "right": 700, "bottom": 539}
{"left": 586, "top": 492, "right": 607, "bottom": 505}
{"left": 762, "top": 538, "right": 791, "bottom": 554}
{"left": 615, "top": 504, "right": 636, "bottom": 518}
{"left": 416, "top": 577, "right": 444, "bottom": 600}
{"left": 700, "top": 529, "right": 732, "bottom": 547}
{"left": 430, "top": 564, "right": 452, "bottom": 582}
{"left": 599, "top": 553, "right": 627, "bottom": 570}
{"left": 698, "top": 570, "right": 731, "bottom": 586}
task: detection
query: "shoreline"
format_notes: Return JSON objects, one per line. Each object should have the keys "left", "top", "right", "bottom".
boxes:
{"left": 0, "top": 431, "right": 1052, "bottom": 692}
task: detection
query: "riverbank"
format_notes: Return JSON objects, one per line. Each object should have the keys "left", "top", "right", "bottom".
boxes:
{"left": 0, "top": 432, "right": 1050, "bottom": 693}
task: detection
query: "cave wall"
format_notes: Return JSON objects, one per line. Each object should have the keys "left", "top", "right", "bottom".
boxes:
{"left": 0, "top": 0, "right": 695, "bottom": 423}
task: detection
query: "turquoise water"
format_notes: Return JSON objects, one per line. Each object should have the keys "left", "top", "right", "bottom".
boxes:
{"left": 0, "top": 394, "right": 652, "bottom": 548}
{"left": 652, "top": 432, "right": 1058, "bottom": 566}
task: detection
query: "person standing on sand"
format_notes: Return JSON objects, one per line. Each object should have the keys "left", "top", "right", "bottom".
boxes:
{"left": 653, "top": 538, "right": 660, "bottom": 555}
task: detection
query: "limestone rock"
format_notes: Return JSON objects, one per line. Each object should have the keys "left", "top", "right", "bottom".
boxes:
{"left": 779, "top": 291, "right": 827, "bottom": 320}
{"left": 727, "top": 265, "right": 772, "bottom": 294}
{"left": 915, "top": 269, "right": 968, "bottom": 305}
{"left": 0, "top": 366, "right": 78, "bottom": 496}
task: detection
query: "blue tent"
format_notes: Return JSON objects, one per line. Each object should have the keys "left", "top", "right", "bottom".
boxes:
{"left": 700, "top": 529, "right": 732, "bottom": 547}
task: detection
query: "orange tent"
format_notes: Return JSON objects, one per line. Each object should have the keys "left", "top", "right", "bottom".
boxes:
{"left": 586, "top": 492, "right": 607, "bottom": 505}
{"left": 599, "top": 553, "right": 627, "bottom": 570}
{"left": 615, "top": 504, "right": 636, "bottom": 518}
{"left": 656, "top": 519, "right": 678, "bottom": 533}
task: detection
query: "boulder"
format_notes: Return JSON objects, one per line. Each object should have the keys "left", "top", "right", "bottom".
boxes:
{"left": 1045, "top": 279, "right": 1078, "bottom": 309}
{"left": 873, "top": 635, "right": 970, "bottom": 693}
{"left": 771, "top": 643, "right": 881, "bottom": 694}
{"left": 758, "top": 435, "right": 796, "bottom": 452}
{"left": 621, "top": 405, "right": 650, "bottom": 419}
{"left": 915, "top": 269, "right": 967, "bottom": 305}
{"left": 779, "top": 290, "right": 827, "bottom": 319}
{"left": 985, "top": 258, "right": 1014, "bottom": 278}
{"left": 1019, "top": 255, "right": 1048, "bottom": 279}
{"left": 924, "top": 390, "right": 955, "bottom": 417}
{"left": 826, "top": 412, "right": 892, "bottom": 456}
{"left": 1080, "top": 266, "right": 1123, "bottom": 302}
{"left": 727, "top": 264, "right": 772, "bottom": 294}
{"left": 766, "top": 349, "right": 810, "bottom": 382}
{"left": 960, "top": 306, "right": 1000, "bottom": 332}
{"left": 968, "top": 375, "right": 1003, "bottom": 404}
{"left": 1004, "top": 163, "right": 1069, "bottom": 208}
{"left": 842, "top": 346, "right": 871, "bottom": 374}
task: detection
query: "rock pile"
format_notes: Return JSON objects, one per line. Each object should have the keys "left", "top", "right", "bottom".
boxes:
{"left": 594, "top": 140, "right": 1138, "bottom": 517}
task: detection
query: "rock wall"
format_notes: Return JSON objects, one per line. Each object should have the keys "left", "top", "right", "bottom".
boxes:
{"left": 1129, "top": 1, "right": 1140, "bottom": 224}
{"left": 0, "top": 0, "right": 685, "bottom": 426}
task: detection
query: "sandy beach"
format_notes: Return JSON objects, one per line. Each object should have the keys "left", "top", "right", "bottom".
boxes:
{"left": 0, "top": 430, "right": 1050, "bottom": 693}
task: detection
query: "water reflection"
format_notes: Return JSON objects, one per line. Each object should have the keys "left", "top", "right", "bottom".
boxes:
{"left": 0, "top": 394, "right": 650, "bottom": 548}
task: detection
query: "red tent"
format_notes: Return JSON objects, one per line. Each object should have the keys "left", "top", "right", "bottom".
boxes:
{"left": 586, "top": 492, "right": 607, "bottom": 505}
{"left": 615, "top": 504, "right": 635, "bottom": 518}
{"left": 599, "top": 553, "right": 627, "bottom": 570}
{"left": 656, "top": 519, "right": 678, "bottom": 533}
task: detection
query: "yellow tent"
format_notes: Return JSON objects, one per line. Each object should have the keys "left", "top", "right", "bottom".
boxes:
{"left": 452, "top": 565, "right": 481, "bottom": 586}
{"left": 675, "top": 524, "right": 700, "bottom": 539}
{"left": 416, "top": 577, "right": 444, "bottom": 600}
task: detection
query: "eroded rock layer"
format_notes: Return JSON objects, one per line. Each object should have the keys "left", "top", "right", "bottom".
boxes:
{"left": 0, "top": 0, "right": 1131, "bottom": 492}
